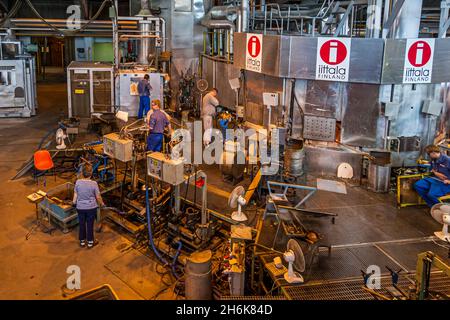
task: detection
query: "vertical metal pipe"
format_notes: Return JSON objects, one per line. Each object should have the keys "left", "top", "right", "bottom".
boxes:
{"left": 241, "top": 0, "right": 249, "bottom": 32}
{"left": 366, "top": 0, "right": 383, "bottom": 38}
{"left": 138, "top": 19, "right": 151, "bottom": 64}
{"left": 392, "top": 0, "right": 423, "bottom": 39}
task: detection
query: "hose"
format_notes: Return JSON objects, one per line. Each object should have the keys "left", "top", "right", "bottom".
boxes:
{"left": 172, "top": 241, "right": 182, "bottom": 279}
{"left": 145, "top": 183, "right": 169, "bottom": 266}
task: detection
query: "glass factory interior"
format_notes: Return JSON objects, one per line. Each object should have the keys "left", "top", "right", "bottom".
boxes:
{"left": 1, "top": 0, "right": 450, "bottom": 301}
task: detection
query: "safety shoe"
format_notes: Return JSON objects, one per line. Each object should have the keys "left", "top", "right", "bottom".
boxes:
{"left": 87, "top": 239, "right": 99, "bottom": 249}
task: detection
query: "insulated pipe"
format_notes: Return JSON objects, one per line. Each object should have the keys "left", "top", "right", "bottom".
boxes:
{"left": 366, "top": 0, "right": 383, "bottom": 38}
{"left": 241, "top": 0, "right": 249, "bottom": 32}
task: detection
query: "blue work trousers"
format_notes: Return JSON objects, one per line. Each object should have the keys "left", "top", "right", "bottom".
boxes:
{"left": 147, "top": 133, "right": 164, "bottom": 152}
{"left": 138, "top": 96, "right": 151, "bottom": 119}
{"left": 77, "top": 208, "right": 97, "bottom": 242}
{"left": 414, "top": 177, "right": 450, "bottom": 207}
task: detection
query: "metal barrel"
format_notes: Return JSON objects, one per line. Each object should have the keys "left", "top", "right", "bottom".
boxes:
{"left": 284, "top": 141, "right": 305, "bottom": 177}
{"left": 185, "top": 250, "right": 212, "bottom": 300}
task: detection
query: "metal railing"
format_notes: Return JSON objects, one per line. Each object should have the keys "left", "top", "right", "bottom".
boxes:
{"left": 248, "top": 1, "right": 368, "bottom": 38}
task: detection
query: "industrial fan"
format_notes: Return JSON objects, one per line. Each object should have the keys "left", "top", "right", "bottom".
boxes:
{"left": 283, "top": 239, "right": 306, "bottom": 284}
{"left": 55, "top": 128, "right": 67, "bottom": 150}
{"left": 196, "top": 79, "right": 208, "bottom": 93}
{"left": 431, "top": 203, "right": 450, "bottom": 242}
{"left": 228, "top": 186, "right": 247, "bottom": 222}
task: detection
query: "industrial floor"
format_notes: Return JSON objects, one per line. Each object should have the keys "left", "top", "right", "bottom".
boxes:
{"left": 0, "top": 81, "right": 448, "bottom": 300}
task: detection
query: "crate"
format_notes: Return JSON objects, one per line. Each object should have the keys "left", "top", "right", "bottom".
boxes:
{"left": 39, "top": 182, "right": 78, "bottom": 233}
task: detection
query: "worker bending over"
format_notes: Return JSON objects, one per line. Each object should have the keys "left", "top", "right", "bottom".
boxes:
{"left": 414, "top": 145, "right": 450, "bottom": 207}
{"left": 138, "top": 74, "right": 152, "bottom": 119}
{"left": 201, "top": 88, "right": 219, "bottom": 146}
{"left": 146, "top": 99, "right": 172, "bottom": 152}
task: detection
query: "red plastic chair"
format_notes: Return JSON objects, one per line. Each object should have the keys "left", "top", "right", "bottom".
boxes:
{"left": 34, "top": 150, "right": 55, "bottom": 186}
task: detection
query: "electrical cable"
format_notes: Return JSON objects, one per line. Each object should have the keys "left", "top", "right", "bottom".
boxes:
{"left": 0, "top": 0, "right": 22, "bottom": 27}
{"left": 23, "top": 0, "right": 111, "bottom": 35}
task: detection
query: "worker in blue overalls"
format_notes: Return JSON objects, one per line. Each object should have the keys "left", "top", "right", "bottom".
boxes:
{"left": 146, "top": 99, "right": 172, "bottom": 152}
{"left": 138, "top": 74, "right": 152, "bottom": 119}
{"left": 414, "top": 145, "right": 450, "bottom": 207}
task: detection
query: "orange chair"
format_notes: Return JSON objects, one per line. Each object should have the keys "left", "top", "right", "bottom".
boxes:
{"left": 34, "top": 150, "right": 55, "bottom": 186}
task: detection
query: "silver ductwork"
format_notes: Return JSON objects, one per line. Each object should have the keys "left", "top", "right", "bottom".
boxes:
{"left": 241, "top": 0, "right": 249, "bottom": 32}
{"left": 138, "top": 20, "right": 152, "bottom": 65}
{"left": 392, "top": 0, "right": 423, "bottom": 39}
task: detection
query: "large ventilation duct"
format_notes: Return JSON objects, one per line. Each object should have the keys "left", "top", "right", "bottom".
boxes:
{"left": 392, "top": 0, "right": 423, "bottom": 39}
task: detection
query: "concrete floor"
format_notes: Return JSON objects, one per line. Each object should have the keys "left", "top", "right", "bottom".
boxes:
{"left": 0, "top": 82, "right": 145, "bottom": 299}
{"left": 0, "top": 80, "right": 446, "bottom": 300}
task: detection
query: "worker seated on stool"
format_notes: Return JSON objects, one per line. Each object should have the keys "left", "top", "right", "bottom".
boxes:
{"left": 146, "top": 99, "right": 172, "bottom": 152}
{"left": 414, "top": 144, "right": 450, "bottom": 207}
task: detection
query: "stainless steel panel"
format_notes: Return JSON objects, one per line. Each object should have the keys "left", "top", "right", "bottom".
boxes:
{"left": 348, "top": 39, "right": 384, "bottom": 84}
{"left": 304, "top": 146, "right": 363, "bottom": 183}
{"left": 290, "top": 80, "right": 307, "bottom": 140}
{"left": 303, "top": 115, "right": 336, "bottom": 141}
{"left": 260, "top": 35, "right": 280, "bottom": 77}
{"left": 202, "top": 56, "right": 214, "bottom": 91}
{"left": 382, "top": 38, "right": 450, "bottom": 84}
{"left": 304, "top": 81, "right": 341, "bottom": 118}
{"left": 288, "top": 37, "right": 317, "bottom": 80}
{"left": 236, "top": 34, "right": 383, "bottom": 83}
{"left": 244, "top": 71, "right": 283, "bottom": 125}
{"left": 381, "top": 39, "right": 406, "bottom": 84}
{"left": 215, "top": 61, "right": 241, "bottom": 109}
{"left": 233, "top": 32, "right": 246, "bottom": 71}
{"left": 341, "top": 83, "right": 380, "bottom": 147}
{"left": 233, "top": 33, "right": 290, "bottom": 78}
{"left": 432, "top": 39, "right": 450, "bottom": 83}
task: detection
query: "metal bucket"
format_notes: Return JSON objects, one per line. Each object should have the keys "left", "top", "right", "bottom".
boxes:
{"left": 185, "top": 250, "right": 212, "bottom": 300}
{"left": 284, "top": 141, "right": 305, "bottom": 177}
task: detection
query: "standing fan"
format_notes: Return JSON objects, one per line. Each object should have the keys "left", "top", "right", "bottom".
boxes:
{"left": 196, "top": 79, "right": 209, "bottom": 92}
{"left": 431, "top": 203, "right": 450, "bottom": 241}
{"left": 228, "top": 186, "right": 247, "bottom": 222}
{"left": 55, "top": 128, "right": 67, "bottom": 150}
{"left": 283, "top": 239, "right": 305, "bottom": 283}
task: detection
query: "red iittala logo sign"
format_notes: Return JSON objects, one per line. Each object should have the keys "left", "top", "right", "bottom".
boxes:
{"left": 403, "top": 38, "right": 435, "bottom": 84}
{"left": 246, "top": 34, "right": 263, "bottom": 73}
{"left": 407, "top": 41, "right": 432, "bottom": 67}
{"left": 319, "top": 40, "right": 348, "bottom": 65}
{"left": 247, "top": 36, "right": 261, "bottom": 58}
{"left": 316, "top": 38, "right": 351, "bottom": 82}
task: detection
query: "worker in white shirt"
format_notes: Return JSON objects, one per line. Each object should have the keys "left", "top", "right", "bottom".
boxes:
{"left": 201, "top": 88, "right": 219, "bottom": 146}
